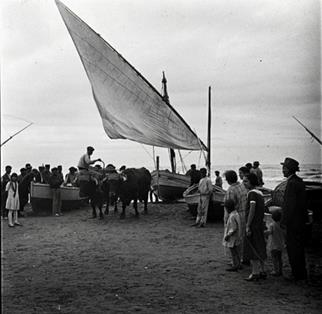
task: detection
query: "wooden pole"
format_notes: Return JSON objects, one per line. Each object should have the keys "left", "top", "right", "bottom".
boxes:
{"left": 207, "top": 86, "right": 211, "bottom": 177}
{"left": 1, "top": 122, "right": 33, "bottom": 147}
{"left": 156, "top": 156, "right": 160, "bottom": 197}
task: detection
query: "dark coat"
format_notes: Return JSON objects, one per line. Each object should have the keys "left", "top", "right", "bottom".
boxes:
{"left": 281, "top": 174, "right": 308, "bottom": 231}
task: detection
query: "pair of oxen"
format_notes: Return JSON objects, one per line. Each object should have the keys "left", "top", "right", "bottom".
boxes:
{"left": 78, "top": 167, "right": 151, "bottom": 219}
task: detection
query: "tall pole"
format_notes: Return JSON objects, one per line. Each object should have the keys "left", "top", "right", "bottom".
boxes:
{"left": 162, "top": 71, "right": 176, "bottom": 173}
{"left": 207, "top": 86, "right": 211, "bottom": 177}
{"left": 1, "top": 122, "right": 33, "bottom": 147}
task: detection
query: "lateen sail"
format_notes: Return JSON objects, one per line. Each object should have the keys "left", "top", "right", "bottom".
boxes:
{"left": 55, "top": 0, "right": 207, "bottom": 151}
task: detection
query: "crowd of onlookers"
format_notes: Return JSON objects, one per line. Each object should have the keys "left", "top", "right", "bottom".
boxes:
{"left": 0, "top": 163, "right": 84, "bottom": 222}
{"left": 188, "top": 158, "right": 308, "bottom": 284}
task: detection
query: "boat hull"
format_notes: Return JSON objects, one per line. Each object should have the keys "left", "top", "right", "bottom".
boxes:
{"left": 30, "top": 182, "right": 84, "bottom": 214}
{"left": 151, "top": 170, "right": 190, "bottom": 202}
{"left": 183, "top": 184, "right": 226, "bottom": 220}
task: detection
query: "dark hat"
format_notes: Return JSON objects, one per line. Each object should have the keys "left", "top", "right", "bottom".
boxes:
{"left": 69, "top": 166, "right": 77, "bottom": 172}
{"left": 25, "top": 163, "right": 32, "bottom": 168}
{"left": 51, "top": 167, "right": 58, "bottom": 172}
{"left": 87, "top": 146, "right": 95, "bottom": 151}
{"left": 253, "top": 161, "right": 260, "bottom": 165}
{"left": 5, "top": 165, "right": 12, "bottom": 169}
{"left": 281, "top": 157, "right": 299, "bottom": 172}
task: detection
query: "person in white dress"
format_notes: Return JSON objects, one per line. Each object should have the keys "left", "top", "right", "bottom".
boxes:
{"left": 5, "top": 173, "right": 22, "bottom": 227}
{"left": 192, "top": 168, "right": 213, "bottom": 228}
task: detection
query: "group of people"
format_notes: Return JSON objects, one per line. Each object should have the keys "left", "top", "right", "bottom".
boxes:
{"left": 221, "top": 157, "right": 308, "bottom": 283}
{"left": 1, "top": 161, "right": 87, "bottom": 223}
{"left": 187, "top": 158, "right": 307, "bottom": 283}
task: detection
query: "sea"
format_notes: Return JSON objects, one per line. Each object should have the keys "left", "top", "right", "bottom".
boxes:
{"left": 208, "top": 163, "right": 322, "bottom": 190}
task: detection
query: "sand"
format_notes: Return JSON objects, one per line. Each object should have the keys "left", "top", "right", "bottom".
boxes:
{"left": 2, "top": 202, "right": 322, "bottom": 314}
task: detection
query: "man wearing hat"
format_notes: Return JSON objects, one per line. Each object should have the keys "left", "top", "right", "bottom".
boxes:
{"left": 78, "top": 146, "right": 101, "bottom": 172}
{"left": 281, "top": 157, "right": 308, "bottom": 282}
{"left": 78, "top": 146, "right": 102, "bottom": 197}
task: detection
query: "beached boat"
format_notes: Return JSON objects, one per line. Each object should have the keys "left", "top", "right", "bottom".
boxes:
{"left": 183, "top": 183, "right": 226, "bottom": 205}
{"left": 183, "top": 183, "right": 226, "bottom": 220}
{"left": 30, "top": 182, "right": 84, "bottom": 214}
{"left": 151, "top": 170, "right": 190, "bottom": 202}
{"left": 55, "top": 0, "right": 209, "bottom": 203}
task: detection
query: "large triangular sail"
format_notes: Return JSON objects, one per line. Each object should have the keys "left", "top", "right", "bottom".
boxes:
{"left": 55, "top": 0, "right": 207, "bottom": 151}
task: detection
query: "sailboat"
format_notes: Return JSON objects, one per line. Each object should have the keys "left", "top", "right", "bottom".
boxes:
{"left": 150, "top": 72, "right": 193, "bottom": 202}
{"left": 55, "top": 0, "right": 208, "bottom": 197}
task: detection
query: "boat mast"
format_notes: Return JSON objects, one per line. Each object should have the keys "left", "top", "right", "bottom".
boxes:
{"left": 0, "top": 122, "right": 33, "bottom": 147}
{"left": 206, "top": 86, "right": 211, "bottom": 177}
{"left": 162, "top": 71, "right": 177, "bottom": 173}
{"left": 293, "top": 116, "right": 322, "bottom": 145}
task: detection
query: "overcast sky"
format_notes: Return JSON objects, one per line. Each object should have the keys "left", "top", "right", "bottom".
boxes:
{"left": 1, "top": 0, "right": 321, "bottom": 173}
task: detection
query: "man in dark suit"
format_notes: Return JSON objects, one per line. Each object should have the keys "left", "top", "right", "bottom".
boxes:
{"left": 281, "top": 157, "right": 308, "bottom": 281}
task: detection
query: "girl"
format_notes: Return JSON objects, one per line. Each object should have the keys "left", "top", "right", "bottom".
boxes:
{"left": 243, "top": 173, "right": 267, "bottom": 281}
{"left": 6, "top": 173, "right": 22, "bottom": 227}
{"left": 223, "top": 198, "right": 242, "bottom": 271}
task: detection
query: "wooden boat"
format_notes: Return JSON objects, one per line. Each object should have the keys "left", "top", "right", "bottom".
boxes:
{"left": 183, "top": 183, "right": 226, "bottom": 220}
{"left": 30, "top": 182, "right": 84, "bottom": 214}
{"left": 151, "top": 170, "right": 190, "bottom": 202}
{"left": 183, "top": 183, "right": 226, "bottom": 205}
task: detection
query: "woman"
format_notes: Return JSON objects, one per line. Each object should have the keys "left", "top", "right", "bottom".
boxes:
{"left": 243, "top": 173, "right": 267, "bottom": 281}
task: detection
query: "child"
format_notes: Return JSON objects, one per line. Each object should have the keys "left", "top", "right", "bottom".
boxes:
{"left": 223, "top": 199, "right": 242, "bottom": 271}
{"left": 265, "top": 210, "right": 285, "bottom": 276}
{"left": 5, "top": 173, "right": 22, "bottom": 227}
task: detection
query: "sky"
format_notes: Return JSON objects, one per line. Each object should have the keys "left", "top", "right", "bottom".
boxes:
{"left": 1, "top": 0, "right": 321, "bottom": 174}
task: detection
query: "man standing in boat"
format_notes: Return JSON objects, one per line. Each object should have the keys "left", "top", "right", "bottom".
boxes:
{"left": 77, "top": 146, "right": 102, "bottom": 197}
{"left": 191, "top": 168, "right": 213, "bottom": 228}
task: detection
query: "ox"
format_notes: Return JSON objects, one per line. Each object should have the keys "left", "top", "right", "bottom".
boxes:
{"left": 79, "top": 170, "right": 107, "bottom": 219}
{"left": 106, "top": 167, "right": 151, "bottom": 218}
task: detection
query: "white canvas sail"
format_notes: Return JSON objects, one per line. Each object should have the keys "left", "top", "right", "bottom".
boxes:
{"left": 55, "top": 0, "right": 207, "bottom": 151}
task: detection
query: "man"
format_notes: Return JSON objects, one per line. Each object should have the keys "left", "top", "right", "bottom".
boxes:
{"left": 224, "top": 170, "right": 248, "bottom": 264}
{"left": 191, "top": 168, "right": 213, "bottom": 228}
{"left": 238, "top": 166, "right": 250, "bottom": 181}
{"left": 214, "top": 170, "right": 223, "bottom": 188}
{"left": 281, "top": 157, "right": 308, "bottom": 282}
{"left": 49, "top": 167, "right": 64, "bottom": 216}
{"left": 64, "top": 167, "right": 79, "bottom": 186}
{"left": 251, "top": 161, "right": 264, "bottom": 187}
{"left": 186, "top": 164, "right": 201, "bottom": 186}
{"left": 1, "top": 165, "right": 12, "bottom": 218}
{"left": 42, "top": 164, "right": 51, "bottom": 184}
{"left": 25, "top": 163, "right": 32, "bottom": 174}
{"left": 57, "top": 165, "right": 64, "bottom": 182}
{"left": 18, "top": 169, "right": 30, "bottom": 216}
{"left": 78, "top": 146, "right": 101, "bottom": 172}
{"left": 78, "top": 146, "right": 101, "bottom": 197}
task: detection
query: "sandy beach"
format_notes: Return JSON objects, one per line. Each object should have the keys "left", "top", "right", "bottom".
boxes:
{"left": 2, "top": 202, "right": 322, "bottom": 314}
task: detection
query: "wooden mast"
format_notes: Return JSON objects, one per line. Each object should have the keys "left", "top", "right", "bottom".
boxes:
{"left": 206, "top": 86, "right": 211, "bottom": 176}
{"left": 162, "top": 71, "right": 176, "bottom": 173}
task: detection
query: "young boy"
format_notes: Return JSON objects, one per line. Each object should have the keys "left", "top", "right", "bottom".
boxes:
{"left": 265, "top": 210, "right": 285, "bottom": 276}
{"left": 223, "top": 199, "right": 242, "bottom": 271}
